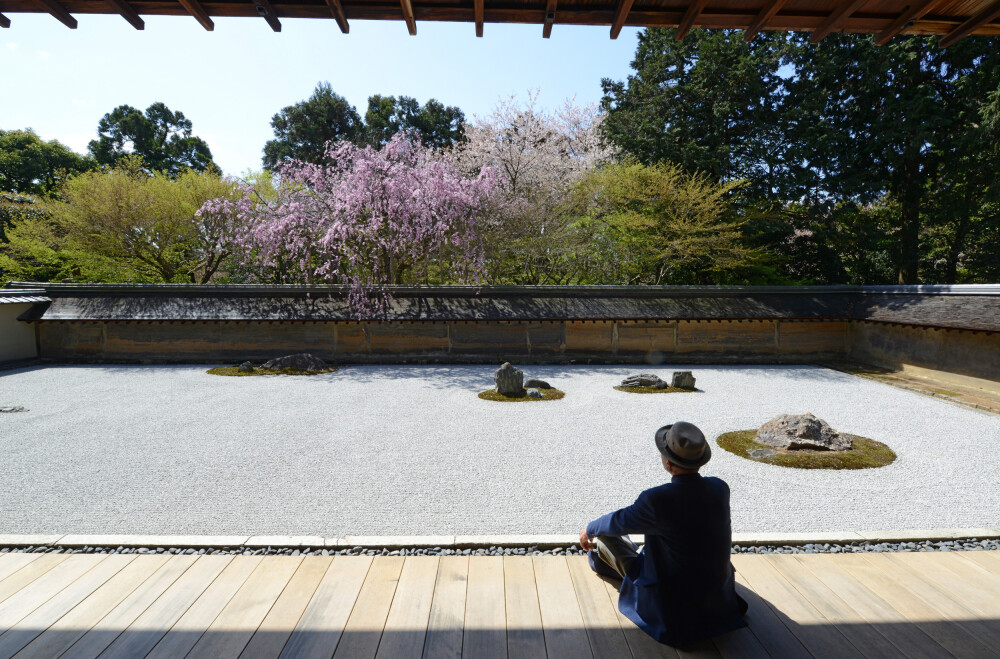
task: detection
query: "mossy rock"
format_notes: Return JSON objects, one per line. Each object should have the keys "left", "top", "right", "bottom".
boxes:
{"left": 207, "top": 366, "right": 339, "bottom": 377}
{"left": 613, "top": 385, "right": 697, "bottom": 394}
{"left": 478, "top": 388, "right": 565, "bottom": 402}
{"left": 717, "top": 430, "right": 896, "bottom": 470}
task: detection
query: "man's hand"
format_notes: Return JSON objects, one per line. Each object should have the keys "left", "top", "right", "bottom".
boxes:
{"left": 579, "top": 529, "right": 594, "bottom": 551}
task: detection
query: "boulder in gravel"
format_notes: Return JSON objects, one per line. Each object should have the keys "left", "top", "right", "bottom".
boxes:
{"left": 526, "top": 388, "right": 543, "bottom": 399}
{"left": 237, "top": 361, "right": 255, "bottom": 373}
{"left": 262, "top": 353, "right": 329, "bottom": 371}
{"left": 494, "top": 362, "right": 525, "bottom": 395}
{"left": 0, "top": 406, "right": 26, "bottom": 413}
{"left": 621, "top": 374, "right": 668, "bottom": 389}
{"left": 524, "top": 378, "right": 552, "bottom": 389}
{"left": 756, "top": 413, "right": 852, "bottom": 451}
{"left": 671, "top": 371, "right": 696, "bottom": 389}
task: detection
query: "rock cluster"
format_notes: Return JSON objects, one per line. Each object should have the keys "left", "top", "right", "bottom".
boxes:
{"left": 621, "top": 374, "right": 669, "bottom": 388}
{"left": 261, "top": 353, "right": 329, "bottom": 371}
{"left": 756, "top": 413, "right": 852, "bottom": 451}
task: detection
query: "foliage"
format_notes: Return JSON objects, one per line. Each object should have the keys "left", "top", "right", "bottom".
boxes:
{"left": 88, "top": 102, "right": 215, "bottom": 175}
{"left": 32, "top": 157, "right": 242, "bottom": 283}
{"left": 0, "top": 191, "right": 48, "bottom": 242}
{"left": 262, "top": 82, "right": 365, "bottom": 170}
{"left": 0, "top": 129, "right": 93, "bottom": 196}
{"left": 717, "top": 430, "right": 897, "bottom": 470}
{"left": 364, "top": 95, "right": 465, "bottom": 149}
{"left": 206, "top": 133, "right": 499, "bottom": 315}
{"left": 478, "top": 388, "right": 565, "bottom": 402}
{"left": 564, "top": 161, "right": 763, "bottom": 285}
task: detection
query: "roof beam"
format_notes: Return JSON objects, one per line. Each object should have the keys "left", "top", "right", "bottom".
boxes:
{"left": 0, "top": 12, "right": 10, "bottom": 27}
{"left": 177, "top": 0, "right": 214, "bottom": 30}
{"left": 610, "top": 0, "right": 632, "bottom": 39}
{"left": 474, "top": 0, "right": 483, "bottom": 36}
{"left": 676, "top": 0, "right": 709, "bottom": 40}
{"left": 35, "top": 0, "right": 77, "bottom": 28}
{"left": 744, "top": 0, "right": 787, "bottom": 41}
{"left": 939, "top": 0, "right": 1000, "bottom": 48}
{"left": 810, "top": 0, "right": 868, "bottom": 43}
{"left": 253, "top": 0, "right": 281, "bottom": 31}
{"left": 875, "top": 0, "right": 942, "bottom": 44}
{"left": 543, "top": 0, "right": 556, "bottom": 37}
{"left": 324, "top": 0, "right": 349, "bottom": 33}
{"left": 105, "top": 0, "right": 144, "bottom": 29}
{"left": 400, "top": 0, "right": 416, "bottom": 34}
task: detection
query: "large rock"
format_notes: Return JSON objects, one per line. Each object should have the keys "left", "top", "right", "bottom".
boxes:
{"left": 621, "top": 374, "right": 668, "bottom": 389}
{"left": 524, "top": 378, "right": 552, "bottom": 390}
{"left": 494, "top": 362, "right": 525, "bottom": 395}
{"left": 262, "top": 353, "right": 329, "bottom": 371}
{"left": 756, "top": 413, "right": 853, "bottom": 451}
{"left": 237, "top": 361, "right": 255, "bottom": 373}
{"left": 671, "top": 371, "right": 696, "bottom": 389}
{"left": 0, "top": 406, "right": 26, "bottom": 413}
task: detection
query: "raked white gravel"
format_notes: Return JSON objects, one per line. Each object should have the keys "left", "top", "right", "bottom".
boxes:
{"left": 1, "top": 364, "right": 997, "bottom": 536}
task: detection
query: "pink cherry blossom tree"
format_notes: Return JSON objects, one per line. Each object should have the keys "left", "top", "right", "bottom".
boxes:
{"left": 199, "top": 133, "right": 499, "bottom": 315}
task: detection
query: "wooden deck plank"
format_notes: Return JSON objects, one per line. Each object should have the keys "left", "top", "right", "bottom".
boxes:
{"left": 891, "top": 551, "right": 1000, "bottom": 617}
{"left": 602, "top": 580, "right": 679, "bottom": 659}
{"left": 791, "top": 554, "right": 951, "bottom": 659}
{"left": 0, "top": 555, "right": 103, "bottom": 630}
{"left": 731, "top": 570, "right": 810, "bottom": 658}
{"left": 58, "top": 554, "right": 199, "bottom": 659}
{"left": 375, "top": 557, "right": 439, "bottom": 659}
{"left": 503, "top": 556, "right": 546, "bottom": 659}
{"left": 955, "top": 550, "right": 1000, "bottom": 578}
{"left": 239, "top": 556, "right": 332, "bottom": 659}
{"left": 0, "top": 555, "right": 133, "bottom": 659}
{"left": 0, "top": 555, "right": 68, "bottom": 607}
{"left": 422, "top": 555, "right": 468, "bottom": 659}
{"left": 0, "top": 555, "right": 45, "bottom": 585}
{"left": 462, "top": 555, "right": 505, "bottom": 659}
{"left": 278, "top": 555, "right": 372, "bottom": 659}
{"left": 835, "top": 553, "right": 998, "bottom": 657}
{"left": 186, "top": 555, "right": 303, "bottom": 659}
{"left": 12, "top": 554, "right": 169, "bottom": 659}
{"left": 333, "top": 555, "right": 404, "bottom": 659}
{"left": 566, "top": 556, "right": 634, "bottom": 659}
{"left": 732, "top": 554, "right": 865, "bottom": 658}
{"left": 91, "top": 554, "right": 234, "bottom": 659}
{"left": 765, "top": 554, "right": 907, "bottom": 658}
{"left": 533, "top": 556, "right": 593, "bottom": 658}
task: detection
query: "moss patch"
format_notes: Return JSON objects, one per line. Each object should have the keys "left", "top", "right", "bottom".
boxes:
{"left": 717, "top": 430, "right": 896, "bottom": 470}
{"left": 207, "top": 366, "right": 339, "bottom": 377}
{"left": 613, "top": 385, "right": 697, "bottom": 394}
{"left": 478, "top": 388, "right": 566, "bottom": 402}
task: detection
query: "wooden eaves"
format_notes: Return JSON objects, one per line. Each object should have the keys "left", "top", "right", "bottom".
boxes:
{"left": 2, "top": 0, "right": 999, "bottom": 48}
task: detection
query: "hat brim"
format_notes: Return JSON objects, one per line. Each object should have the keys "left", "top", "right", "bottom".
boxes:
{"left": 655, "top": 424, "right": 711, "bottom": 469}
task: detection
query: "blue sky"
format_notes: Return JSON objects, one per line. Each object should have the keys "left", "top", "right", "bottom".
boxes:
{"left": 1, "top": 14, "right": 641, "bottom": 175}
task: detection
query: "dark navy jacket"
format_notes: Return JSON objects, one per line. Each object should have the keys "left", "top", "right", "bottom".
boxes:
{"left": 586, "top": 473, "right": 746, "bottom": 647}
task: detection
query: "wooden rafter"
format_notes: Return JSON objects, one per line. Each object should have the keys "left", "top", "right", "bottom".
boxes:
{"left": 323, "top": 0, "right": 348, "bottom": 33}
{"left": 177, "top": 0, "right": 214, "bottom": 30}
{"left": 400, "top": 0, "right": 416, "bottom": 34}
{"left": 610, "top": 0, "right": 633, "bottom": 39}
{"left": 744, "top": 0, "right": 787, "bottom": 42}
{"left": 35, "top": 0, "right": 77, "bottom": 28}
{"left": 253, "top": 0, "right": 281, "bottom": 31}
{"left": 676, "top": 0, "right": 709, "bottom": 40}
{"left": 474, "top": 0, "right": 483, "bottom": 36}
{"left": 543, "top": 0, "right": 556, "bottom": 37}
{"left": 0, "top": 12, "right": 10, "bottom": 27}
{"left": 875, "top": 0, "right": 941, "bottom": 44}
{"left": 810, "top": 0, "right": 868, "bottom": 43}
{"left": 105, "top": 0, "right": 143, "bottom": 29}
{"left": 939, "top": 0, "right": 1000, "bottom": 47}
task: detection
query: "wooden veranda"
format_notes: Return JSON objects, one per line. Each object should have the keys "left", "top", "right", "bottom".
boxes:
{"left": 0, "top": 549, "right": 998, "bottom": 658}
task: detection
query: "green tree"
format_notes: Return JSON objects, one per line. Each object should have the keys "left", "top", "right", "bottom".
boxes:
{"left": 364, "top": 95, "right": 465, "bottom": 149}
{"left": 0, "top": 129, "right": 92, "bottom": 196}
{"left": 262, "top": 82, "right": 364, "bottom": 170}
{"left": 88, "top": 102, "right": 214, "bottom": 175}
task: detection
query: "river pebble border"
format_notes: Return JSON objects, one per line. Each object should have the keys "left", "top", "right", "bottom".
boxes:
{"left": 2, "top": 538, "right": 999, "bottom": 557}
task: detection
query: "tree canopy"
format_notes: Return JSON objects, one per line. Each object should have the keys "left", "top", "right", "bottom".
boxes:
{"left": 88, "top": 102, "right": 215, "bottom": 175}
{"left": 0, "top": 129, "right": 92, "bottom": 197}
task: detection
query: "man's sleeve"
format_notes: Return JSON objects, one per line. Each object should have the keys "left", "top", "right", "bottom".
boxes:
{"left": 586, "top": 490, "right": 659, "bottom": 538}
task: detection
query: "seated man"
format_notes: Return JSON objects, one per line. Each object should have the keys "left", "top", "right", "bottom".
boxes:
{"left": 580, "top": 421, "right": 747, "bottom": 647}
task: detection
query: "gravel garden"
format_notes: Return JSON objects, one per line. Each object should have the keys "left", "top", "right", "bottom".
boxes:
{"left": 1, "top": 363, "right": 998, "bottom": 537}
